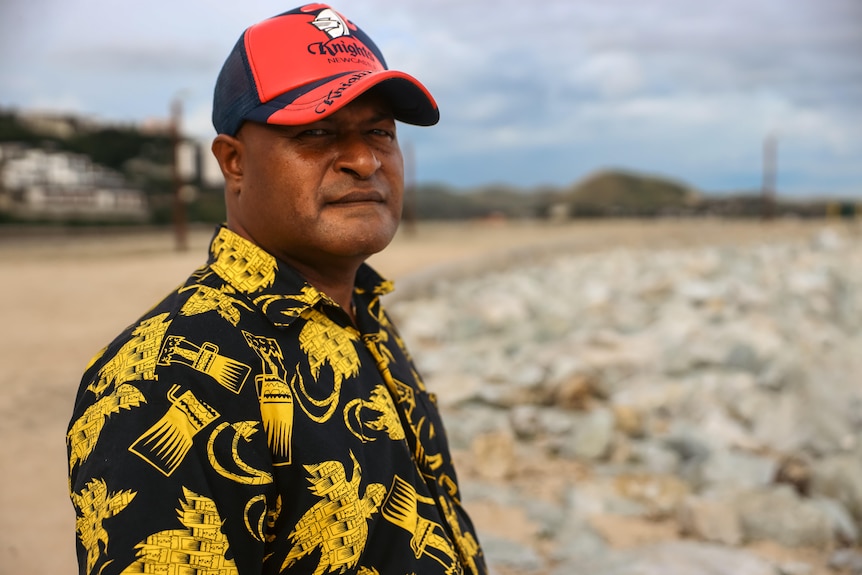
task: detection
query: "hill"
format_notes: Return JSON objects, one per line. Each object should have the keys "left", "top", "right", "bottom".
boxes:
{"left": 562, "top": 169, "right": 699, "bottom": 217}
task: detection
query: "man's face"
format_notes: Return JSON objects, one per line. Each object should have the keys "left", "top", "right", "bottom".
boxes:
{"left": 219, "top": 91, "right": 404, "bottom": 271}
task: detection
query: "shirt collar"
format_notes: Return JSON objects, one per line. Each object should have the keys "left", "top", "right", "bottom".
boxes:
{"left": 206, "top": 225, "right": 393, "bottom": 327}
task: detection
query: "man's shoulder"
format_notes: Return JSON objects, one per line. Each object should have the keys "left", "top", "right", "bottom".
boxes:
{"left": 80, "top": 264, "right": 263, "bottom": 385}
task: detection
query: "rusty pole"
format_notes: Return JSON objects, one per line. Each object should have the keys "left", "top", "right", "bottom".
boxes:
{"left": 761, "top": 134, "right": 777, "bottom": 221}
{"left": 171, "top": 97, "right": 188, "bottom": 251}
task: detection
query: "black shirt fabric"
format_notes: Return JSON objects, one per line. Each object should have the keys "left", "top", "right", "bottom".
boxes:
{"left": 67, "top": 225, "right": 487, "bottom": 575}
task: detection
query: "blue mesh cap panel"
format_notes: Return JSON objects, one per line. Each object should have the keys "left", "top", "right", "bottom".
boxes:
{"left": 212, "top": 36, "right": 262, "bottom": 136}
{"left": 241, "top": 74, "right": 349, "bottom": 125}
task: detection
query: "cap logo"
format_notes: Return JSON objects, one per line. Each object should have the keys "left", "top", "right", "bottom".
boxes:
{"left": 305, "top": 8, "right": 378, "bottom": 64}
{"left": 316, "top": 70, "right": 374, "bottom": 114}
{"left": 310, "top": 8, "right": 349, "bottom": 39}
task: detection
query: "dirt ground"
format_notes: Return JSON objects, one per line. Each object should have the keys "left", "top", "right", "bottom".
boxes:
{"left": 0, "top": 218, "right": 838, "bottom": 574}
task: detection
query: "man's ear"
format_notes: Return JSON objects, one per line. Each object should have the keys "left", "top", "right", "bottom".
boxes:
{"left": 211, "top": 134, "right": 244, "bottom": 193}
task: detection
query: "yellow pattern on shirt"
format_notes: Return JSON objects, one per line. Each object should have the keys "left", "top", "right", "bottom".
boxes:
{"left": 68, "top": 383, "right": 146, "bottom": 469}
{"left": 121, "top": 487, "right": 238, "bottom": 575}
{"left": 210, "top": 226, "right": 276, "bottom": 294}
{"left": 293, "top": 307, "right": 360, "bottom": 423}
{"left": 87, "top": 313, "right": 171, "bottom": 397}
{"left": 283, "top": 452, "right": 385, "bottom": 575}
{"left": 71, "top": 478, "right": 136, "bottom": 575}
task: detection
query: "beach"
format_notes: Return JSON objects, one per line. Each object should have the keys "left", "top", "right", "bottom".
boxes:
{"left": 0, "top": 218, "right": 850, "bottom": 574}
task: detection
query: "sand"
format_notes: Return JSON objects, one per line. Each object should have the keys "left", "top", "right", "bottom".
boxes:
{"left": 0, "top": 218, "right": 833, "bottom": 574}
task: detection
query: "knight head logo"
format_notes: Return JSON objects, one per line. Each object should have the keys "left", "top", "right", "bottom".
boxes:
{"left": 311, "top": 8, "right": 350, "bottom": 39}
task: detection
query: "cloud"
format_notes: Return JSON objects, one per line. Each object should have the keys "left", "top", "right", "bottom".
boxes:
{"left": 57, "top": 44, "right": 219, "bottom": 75}
{"left": 1, "top": 0, "right": 859, "bottom": 196}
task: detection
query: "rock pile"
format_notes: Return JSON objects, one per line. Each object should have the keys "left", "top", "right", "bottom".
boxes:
{"left": 387, "top": 225, "right": 862, "bottom": 575}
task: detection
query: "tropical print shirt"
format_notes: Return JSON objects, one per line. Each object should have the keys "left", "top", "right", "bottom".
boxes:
{"left": 67, "top": 225, "right": 487, "bottom": 575}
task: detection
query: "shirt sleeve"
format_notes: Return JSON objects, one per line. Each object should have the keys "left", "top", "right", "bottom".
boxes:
{"left": 67, "top": 320, "right": 274, "bottom": 575}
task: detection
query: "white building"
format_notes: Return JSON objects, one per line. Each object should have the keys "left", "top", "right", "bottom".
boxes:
{"left": 0, "top": 144, "right": 148, "bottom": 221}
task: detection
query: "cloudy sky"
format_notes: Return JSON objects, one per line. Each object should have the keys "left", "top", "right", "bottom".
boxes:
{"left": 2, "top": 0, "right": 860, "bottom": 197}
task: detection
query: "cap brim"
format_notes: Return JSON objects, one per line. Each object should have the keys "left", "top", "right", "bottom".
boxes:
{"left": 243, "top": 69, "right": 439, "bottom": 128}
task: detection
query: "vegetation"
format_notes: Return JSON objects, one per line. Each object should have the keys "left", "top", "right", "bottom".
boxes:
{"left": 407, "top": 183, "right": 539, "bottom": 220}
{"left": 562, "top": 169, "right": 697, "bottom": 217}
{"left": 0, "top": 113, "right": 40, "bottom": 143}
{"left": 0, "top": 109, "right": 854, "bottom": 225}
{"left": 0, "top": 110, "right": 173, "bottom": 173}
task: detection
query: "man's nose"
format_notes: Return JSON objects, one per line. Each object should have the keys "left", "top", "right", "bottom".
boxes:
{"left": 335, "top": 133, "right": 382, "bottom": 179}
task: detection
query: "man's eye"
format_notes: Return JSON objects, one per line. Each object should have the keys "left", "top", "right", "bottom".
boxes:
{"left": 370, "top": 129, "right": 394, "bottom": 139}
{"left": 300, "top": 128, "right": 329, "bottom": 137}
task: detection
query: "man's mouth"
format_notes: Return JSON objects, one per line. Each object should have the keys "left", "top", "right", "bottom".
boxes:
{"left": 329, "top": 190, "right": 385, "bottom": 204}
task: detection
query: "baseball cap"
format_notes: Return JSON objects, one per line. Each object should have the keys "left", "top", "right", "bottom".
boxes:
{"left": 212, "top": 3, "right": 439, "bottom": 136}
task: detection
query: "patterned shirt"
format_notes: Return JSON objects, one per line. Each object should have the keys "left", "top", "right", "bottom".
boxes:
{"left": 67, "top": 225, "right": 487, "bottom": 575}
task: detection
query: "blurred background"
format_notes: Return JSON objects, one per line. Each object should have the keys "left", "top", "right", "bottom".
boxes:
{"left": 1, "top": 1, "right": 861, "bottom": 574}
{"left": 1, "top": 0, "right": 860, "bottom": 228}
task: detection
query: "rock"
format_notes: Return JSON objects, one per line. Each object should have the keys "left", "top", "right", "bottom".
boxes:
{"left": 568, "top": 478, "right": 652, "bottom": 518}
{"left": 678, "top": 495, "right": 744, "bottom": 545}
{"left": 386, "top": 226, "right": 862, "bottom": 574}
{"left": 809, "top": 454, "right": 862, "bottom": 528}
{"left": 812, "top": 227, "right": 845, "bottom": 251}
{"left": 613, "top": 403, "right": 646, "bottom": 438}
{"left": 617, "top": 540, "right": 778, "bottom": 575}
{"left": 627, "top": 440, "right": 682, "bottom": 474}
{"left": 470, "top": 285, "right": 531, "bottom": 331}
{"left": 554, "top": 372, "right": 600, "bottom": 410}
{"left": 557, "top": 407, "right": 616, "bottom": 461}
{"left": 774, "top": 453, "right": 812, "bottom": 495}
{"left": 756, "top": 354, "right": 806, "bottom": 391}
{"left": 809, "top": 496, "right": 859, "bottom": 545}
{"left": 504, "top": 362, "right": 546, "bottom": 391}
{"left": 700, "top": 448, "right": 777, "bottom": 491}
{"left": 459, "top": 479, "right": 520, "bottom": 509}
{"left": 425, "top": 370, "right": 485, "bottom": 407}
{"left": 735, "top": 485, "right": 834, "bottom": 549}
{"left": 549, "top": 516, "right": 608, "bottom": 562}
{"left": 523, "top": 497, "right": 569, "bottom": 540}
{"left": 481, "top": 533, "right": 544, "bottom": 573}
{"left": 439, "top": 404, "right": 509, "bottom": 450}
{"left": 828, "top": 548, "right": 862, "bottom": 574}
{"left": 748, "top": 392, "right": 810, "bottom": 454}
{"left": 588, "top": 514, "right": 679, "bottom": 547}
{"left": 612, "top": 473, "right": 691, "bottom": 519}
{"left": 661, "top": 433, "right": 711, "bottom": 487}
{"left": 470, "top": 430, "right": 518, "bottom": 481}
{"left": 509, "top": 405, "right": 574, "bottom": 440}
{"left": 386, "top": 297, "right": 451, "bottom": 343}
{"left": 508, "top": 404, "right": 544, "bottom": 440}
{"left": 777, "top": 561, "right": 814, "bottom": 575}
{"left": 722, "top": 322, "right": 784, "bottom": 374}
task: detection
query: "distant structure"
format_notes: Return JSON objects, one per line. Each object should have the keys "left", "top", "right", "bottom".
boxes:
{"left": 761, "top": 134, "right": 778, "bottom": 220}
{"left": 0, "top": 143, "right": 148, "bottom": 221}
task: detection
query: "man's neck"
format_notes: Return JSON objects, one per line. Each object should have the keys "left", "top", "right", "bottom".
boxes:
{"left": 285, "top": 257, "right": 361, "bottom": 323}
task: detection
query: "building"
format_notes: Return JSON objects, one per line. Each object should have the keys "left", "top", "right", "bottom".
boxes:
{"left": 0, "top": 143, "right": 149, "bottom": 221}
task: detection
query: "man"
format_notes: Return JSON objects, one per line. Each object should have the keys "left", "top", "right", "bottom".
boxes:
{"left": 67, "top": 5, "right": 488, "bottom": 574}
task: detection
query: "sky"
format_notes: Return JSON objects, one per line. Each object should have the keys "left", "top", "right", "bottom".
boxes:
{"left": 1, "top": 0, "right": 860, "bottom": 198}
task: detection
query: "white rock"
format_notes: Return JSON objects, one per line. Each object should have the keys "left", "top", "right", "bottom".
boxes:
{"left": 678, "top": 494, "right": 743, "bottom": 545}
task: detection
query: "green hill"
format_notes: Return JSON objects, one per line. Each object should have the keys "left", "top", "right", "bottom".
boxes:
{"left": 564, "top": 169, "right": 699, "bottom": 216}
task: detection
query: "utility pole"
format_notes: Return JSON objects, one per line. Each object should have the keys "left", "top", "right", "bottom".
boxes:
{"left": 171, "top": 97, "right": 188, "bottom": 251}
{"left": 761, "top": 134, "right": 777, "bottom": 221}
